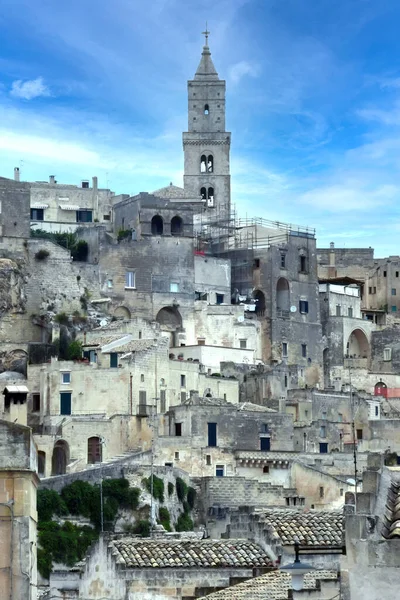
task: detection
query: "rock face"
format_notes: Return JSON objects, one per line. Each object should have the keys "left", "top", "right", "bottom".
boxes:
{"left": 0, "top": 258, "right": 25, "bottom": 315}
{"left": 0, "top": 349, "right": 28, "bottom": 376}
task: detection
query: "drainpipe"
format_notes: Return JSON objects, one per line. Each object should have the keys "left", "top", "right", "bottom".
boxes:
{"left": 1, "top": 499, "right": 15, "bottom": 600}
{"left": 130, "top": 373, "right": 133, "bottom": 415}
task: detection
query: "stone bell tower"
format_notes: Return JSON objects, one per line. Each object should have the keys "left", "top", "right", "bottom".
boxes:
{"left": 183, "top": 28, "right": 231, "bottom": 220}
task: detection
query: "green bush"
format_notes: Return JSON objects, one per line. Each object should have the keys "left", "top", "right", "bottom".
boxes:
{"left": 118, "top": 229, "right": 132, "bottom": 241}
{"left": 158, "top": 507, "right": 171, "bottom": 531}
{"left": 133, "top": 519, "right": 151, "bottom": 537}
{"left": 61, "top": 480, "right": 95, "bottom": 518}
{"left": 66, "top": 340, "right": 83, "bottom": 360}
{"left": 30, "top": 229, "right": 88, "bottom": 262}
{"left": 175, "top": 513, "right": 194, "bottom": 532}
{"left": 176, "top": 477, "right": 187, "bottom": 502}
{"left": 187, "top": 487, "right": 196, "bottom": 510}
{"left": 168, "top": 482, "right": 174, "bottom": 496}
{"left": 143, "top": 475, "right": 164, "bottom": 503}
{"left": 55, "top": 312, "right": 69, "bottom": 326}
{"left": 72, "top": 240, "right": 88, "bottom": 262}
{"left": 37, "top": 547, "right": 52, "bottom": 580}
{"left": 35, "top": 249, "right": 50, "bottom": 260}
{"left": 37, "top": 489, "right": 67, "bottom": 522}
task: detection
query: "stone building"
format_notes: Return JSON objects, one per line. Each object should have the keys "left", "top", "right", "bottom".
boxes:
{"left": 0, "top": 176, "right": 31, "bottom": 238}
{"left": 0, "top": 415, "right": 38, "bottom": 600}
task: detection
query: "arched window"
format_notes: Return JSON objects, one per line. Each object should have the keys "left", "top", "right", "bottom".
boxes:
{"left": 207, "top": 187, "right": 214, "bottom": 207}
{"left": 171, "top": 215, "right": 183, "bottom": 236}
{"left": 207, "top": 155, "right": 214, "bottom": 173}
{"left": 200, "top": 187, "right": 207, "bottom": 200}
{"left": 200, "top": 155, "right": 207, "bottom": 173}
{"left": 204, "top": 104, "right": 209, "bottom": 115}
{"left": 38, "top": 451, "right": 46, "bottom": 476}
{"left": 88, "top": 436, "right": 102, "bottom": 464}
{"left": 254, "top": 290, "right": 266, "bottom": 317}
{"left": 151, "top": 215, "right": 163, "bottom": 235}
{"left": 347, "top": 328, "right": 370, "bottom": 359}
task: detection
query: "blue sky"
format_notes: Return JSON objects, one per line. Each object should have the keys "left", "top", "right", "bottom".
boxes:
{"left": 1, "top": 0, "right": 400, "bottom": 255}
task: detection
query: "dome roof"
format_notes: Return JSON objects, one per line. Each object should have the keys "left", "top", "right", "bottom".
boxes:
{"left": 152, "top": 182, "right": 186, "bottom": 200}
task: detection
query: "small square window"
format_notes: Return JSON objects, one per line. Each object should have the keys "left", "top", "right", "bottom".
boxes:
{"left": 348, "top": 307, "right": 353, "bottom": 318}
{"left": 215, "top": 465, "right": 224, "bottom": 477}
{"left": 282, "top": 342, "right": 288, "bottom": 358}
{"left": 170, "top": 282, "right": 179, "bottom": 293}
{"left": 239, "top": 339, "right": 247, "bottom": 349}
{"left": 299, "top": 300, "right": 309, "bottom": 314}
{"left": 392, "top": 288, "right": 397, "bottom": 296}
{"left": 336, "top": 305, "right": 341, "bottom": 316}
{"left": 357, "top": 429, "right": 363, "bottom": 440}
{"left": 263, "top": 465, "right": 270, "bottom": 473}
{"left": 216, "top": 293, "right": 224, "bottom": 305}
{"left": 198, "top": 338, "right": 206, "bottom": 346}
{"left": 61, "top": 372, "right": 71, "bottom": 384}
{"left": 125, "top": 271, "right": 135, "bottom": 289}
{"left": 301, "top": 344, "right": 307, "bottom": 358}
{"left": 180, "top": 374, "right": 186, "bottom": 387}
{"left": 174, "top": 451, "right": 180, "bottom": 460}
{"left": 340, "top": 488, "right": 344, "bottom": 496}
{"left": 392, "top": 306, "right": 397, "bottom": 312}
{"left": 338, "top": 413, "right": 343, "bottom": 422}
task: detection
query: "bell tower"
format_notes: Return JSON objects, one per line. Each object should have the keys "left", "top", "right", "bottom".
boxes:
{"left": 183, "top": 28, "right": 231, "bottom": 219}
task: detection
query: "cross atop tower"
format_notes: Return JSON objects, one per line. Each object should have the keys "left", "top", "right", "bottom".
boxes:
{"left": 202, "top": 23, "right": 210, "bottom": 46}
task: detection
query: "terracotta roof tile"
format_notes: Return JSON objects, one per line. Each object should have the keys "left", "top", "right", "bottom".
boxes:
{"left": 258, "top": 510, "right": 343, "bottom": 547}
{"left": 109, "top": 538, "right": 274, "bottom": 569}
{"left": 382, "top": 480, "right": 400, "bottom": 539}
{"left": 199, "top": 569, "right": 338, "bottom": 599}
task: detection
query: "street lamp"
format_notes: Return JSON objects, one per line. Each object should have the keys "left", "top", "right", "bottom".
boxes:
{"left": 280, "top": 541, "right": 316, "bottom": 592}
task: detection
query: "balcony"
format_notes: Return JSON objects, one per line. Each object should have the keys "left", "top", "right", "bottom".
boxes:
{"left": 137, "top": 404, "right": 151, "bottom": 417}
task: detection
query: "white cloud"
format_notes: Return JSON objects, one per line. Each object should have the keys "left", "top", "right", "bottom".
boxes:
{"left": 228, "top": 60, "right": 260, "bottom": 85}
{"left": 10, "top": 77, "right": 50, "bottom": 100}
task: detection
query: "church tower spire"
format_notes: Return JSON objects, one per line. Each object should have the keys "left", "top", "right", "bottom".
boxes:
{"left": 182, "top": 28, "right": 231, "bottom": 219}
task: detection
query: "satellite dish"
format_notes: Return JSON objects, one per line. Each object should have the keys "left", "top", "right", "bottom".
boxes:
{"left": 290, "top": 306, "right": 297, "bottom": 313}
{"left": 238, "top": 316, "right": 245, "bottom": 323}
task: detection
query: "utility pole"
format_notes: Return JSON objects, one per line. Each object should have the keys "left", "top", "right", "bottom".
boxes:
{"left": 349, "top": 368, "right": 358, "bottom": 513}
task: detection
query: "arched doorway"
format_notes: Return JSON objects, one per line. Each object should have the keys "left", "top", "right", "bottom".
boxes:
{"left": 51, "top": 440, "right": 69, "bottom": 476}
{"left": 88, "top": 436, "right": 102, "bottom": 464}
{"left": 375, "top": 381, "right": 387, "bottom": 397}
{"left": 156, "top": 306, "right": 182, "bottom": 346}
{"left": 276, "top": 278, "right": 290, "bottom": 312}
{"left": 347, "top": 329, "right": 370, "bottom": 358}
{"left": 171, "top": 216, "right": 183, "bottom": 236}
{"left": 151, "top": 215, "right": 164, "bottom": 235}
{"left": 254, "top": 290, "right": 266, "bottom": 316}
{"left": 114, "top": 305, "right": 131, "bottom": 320}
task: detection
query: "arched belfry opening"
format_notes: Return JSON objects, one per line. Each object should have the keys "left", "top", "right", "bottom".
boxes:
{"left": 207, "top": 155, "right": 213, "bottom": 172}
{"left": 200, "top": 155, "right": 207, "bottom": 173}
{"left": 171, "top": 216, "right": 183, "bottom": 236}
{"left": 151, "top": 215, "right": 163, "bottom": 235}
{"left": 207, "top": 187, "right": 214, "bottom": 207}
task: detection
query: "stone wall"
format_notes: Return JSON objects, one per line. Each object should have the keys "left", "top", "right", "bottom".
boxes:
{"left": 0, "top": 177, "right": 30, "bottom": 238}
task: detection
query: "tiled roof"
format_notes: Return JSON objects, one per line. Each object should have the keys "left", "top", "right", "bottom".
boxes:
{"left": 103, "top": 339, "right": 156, "bottom": 354}
{"left": 199, "top": 569, "right": 338, "bottom": 599}
{"left": 83, "top": 334, "right": 123, "bottom": 347}
{"left": 259, "top": 510, "right": 343, "bottom": 547}
{"left": 238, "top": 402, "right": 276, "bottom": 413}
{"left": 108, "top": 538, "right": 274, "bottom": 569}
{"left": 152, "top": 184, "right": 187, "bottom": 199}
{"left": 382, "top": 480, "right": 400, "bottom": 539}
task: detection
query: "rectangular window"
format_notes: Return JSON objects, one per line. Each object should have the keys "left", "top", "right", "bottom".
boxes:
{"left": 320, "top": 425, "right": 326, "bottom": 438}
{"left": 160, "top": 389, "right": 166, "bottom": 413}
{"left": 174, "top": 451, "right": 179, "bottom": 460}
{"left": 393, "top": 289, "right": 397, "bottom": 296}
{"left": 76, "top": 210, "right": 93, "bottom": 223}
{"left": 338, "top": 413, "right": 343, "bottom": 422}
{"left": 107, "top": 279, "right": 113, "bottom": 289}
{"left": 61, "top": 372, "right": 71, "bottom": 384}
{"left": 208, "top": 422, "right": 217, "bottom": 447}
{"left": 300, "top": 255, "right": 307, "bottom": 272}
{"left": 175, "top": 423, "right": 182, "bottom": 436}
{"left": 375, "top": 406, "right": 379, "bottom": 417}
{"left": 392, "top": 306, "right": 397, "bottom": 312}
{"left": 348, "top": 307, "right": 353, "bottom": 318}
{"left": 139, "top": 390, "right": 146, "bottom": 405}
{"left": 397, "top": 272, "right": 399, "bottom": 278}
{"left": 282, "top": 342, "right": 288, "bottom": 358}
{"left": 301, "top": 344, "right": 307, "bottom": 358}
{"left": 319, "top": 442, "right": 328, "bottom": 454}
{"left": 60, "top": 392, "right": 72, "bottom": 415}
{"left": 180, "top": 374, "right": 186, "bottom": 387}
{"left": 197, "top": 338, "right": 206, "bottom": 345}
{"left": 260, "top": 437, "right": 271, "bottom": 451}
{"left": 368, "top": 286, "right": 372, "bottom": 294}
{"left": 125, "top": 271, "right": 135, "bottom": 289}
{"left": 254, "top": 258, "right": 260, "bottom": 268}
{"left": 32, "top": 393, "right": 40, "bottom": 412}
{"left": 299, "top": 300, "right": 309, "bottom": 314}
{"left": 373, "top": 287, "right": 376, "bottom": 294}
{"left": 110, "top": 353, "right": 118, "bottom": 368}
{"left": 280, "top": 254, "right": 286, "bottom": 268}
{"left": 239, "top": 339, "right": 247, "bottom": 349}
{"left": 336, "top": 305, "right": 341, "bottom": 316}
{"left": 30, "top": 208, "right": 44, "bottom": 220}
{"left": 357, "top": 429, "right": 363, "bottom": 440}
{"left": 215, "top": 464, "right": 224, "bottom": 477}
{"left": 206, "top": 454, "right": 211, "bottom": 465}
{"left": 83, "top": 350, "right": 97, "bottom": 363}
{"left": 384, "top": 347, "right": 392, "bottom": 361}
{"left": 81, "top": 181, "right": 89, "bottom": 188}
{"left": 170, "top": 282, "right": 180, "bottom": 293}
{"left": 216, "top": 293, "right": 224, "bottom": 305}
{"left": 319, "top": 486, "right": 324, "bottom": 499}
{"left": 180, "top": 391, "right": 186, "bottom": 403}
{"left": 263, "top": 465, "right": 270, "bottom": 473}
{"left": 384, "top": 271, "right": 387, "bottom": 277}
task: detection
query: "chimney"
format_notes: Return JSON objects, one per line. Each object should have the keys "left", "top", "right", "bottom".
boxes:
{"left": 92, "top": 176, "right": 98, "bottom": 191}
{"left": 49, "top": 175, "right": 56, "bottom": 185}
{"left": 14, "top": 167, "right": 20, "bottom": 182}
